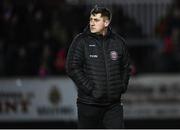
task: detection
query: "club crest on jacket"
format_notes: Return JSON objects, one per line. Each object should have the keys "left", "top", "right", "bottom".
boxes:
{"left": 110, "top": 51, "right": 118, "bottom": 60}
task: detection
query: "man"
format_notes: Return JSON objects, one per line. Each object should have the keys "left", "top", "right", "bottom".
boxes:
{"left": 66, "top": 6, "right": 130, "bottom": 129}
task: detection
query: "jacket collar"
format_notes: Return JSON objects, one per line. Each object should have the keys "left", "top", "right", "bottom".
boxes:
{"left": 83, "top": 25, "right": 112, "bottom": 39}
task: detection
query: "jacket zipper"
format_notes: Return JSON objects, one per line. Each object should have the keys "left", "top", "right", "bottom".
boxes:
{"left": 102, "top": 38, "right": 109, "bottom": 101}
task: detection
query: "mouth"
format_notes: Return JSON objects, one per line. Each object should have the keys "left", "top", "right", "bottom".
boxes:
{"left": 90, "top": 27, "right": 95, "bottom": 30}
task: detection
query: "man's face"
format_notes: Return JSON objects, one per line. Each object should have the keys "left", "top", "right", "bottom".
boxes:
{"left": 89, "top": 13, "right": 109, "bottom": 34}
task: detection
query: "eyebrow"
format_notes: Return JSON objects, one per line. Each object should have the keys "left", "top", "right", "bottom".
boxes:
{"left": 90, "top": 17, "right": 101, "bottom": 21}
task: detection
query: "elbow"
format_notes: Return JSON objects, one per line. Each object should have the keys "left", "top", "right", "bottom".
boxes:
{"left": 65, "top": 65, "right": 71, "bottom": 77}
{"left": 65, "top": 64, "right": 75, "bottom": 78}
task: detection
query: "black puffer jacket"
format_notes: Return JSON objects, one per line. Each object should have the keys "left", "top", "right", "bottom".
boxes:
{"left": 66, "top": 26, "right": 130, "bottom": 105}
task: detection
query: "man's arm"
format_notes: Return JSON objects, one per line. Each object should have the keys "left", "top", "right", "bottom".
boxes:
{"left": 121, "top": 41, "right": 131, "bottom": 94}
{"left": 66, "top": 34, "right": 94, "bottom": 95}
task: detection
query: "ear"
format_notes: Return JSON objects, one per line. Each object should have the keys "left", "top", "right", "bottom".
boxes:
{"left": 104, "top": 20, "right": 110, "bottom": 27}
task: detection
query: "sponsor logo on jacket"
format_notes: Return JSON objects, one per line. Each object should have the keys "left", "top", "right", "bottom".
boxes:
{"left": 89, "top": 55, "right": 98, "bottom": 58}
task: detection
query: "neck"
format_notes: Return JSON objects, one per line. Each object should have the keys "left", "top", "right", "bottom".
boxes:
{"left": 97, "top": 28, "right": 108, "bottom": 36}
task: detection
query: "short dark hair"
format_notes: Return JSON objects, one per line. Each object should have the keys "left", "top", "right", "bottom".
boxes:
{"left": 90, "top": 6, "right": 112, "bottom": 21}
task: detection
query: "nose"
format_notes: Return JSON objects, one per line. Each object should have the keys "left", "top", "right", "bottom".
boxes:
{"left": 90, "top": 20, "right": 95, "bottom": 26}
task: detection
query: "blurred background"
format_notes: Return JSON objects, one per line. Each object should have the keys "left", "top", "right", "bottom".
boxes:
{"left": 0, "top": 0, "right": 180, "bottom": 128}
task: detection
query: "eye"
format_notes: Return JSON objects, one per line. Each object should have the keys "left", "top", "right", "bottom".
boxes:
{"left": 94, "top": 19, "right": 100, "bottom": 22}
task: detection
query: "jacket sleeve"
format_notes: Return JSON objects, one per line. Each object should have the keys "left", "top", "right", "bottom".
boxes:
{"left": 66, "top": 34, "right": 94, "bottom": 95}
{"left": 121, "top": 40, "right": 131, "bottom": 94}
